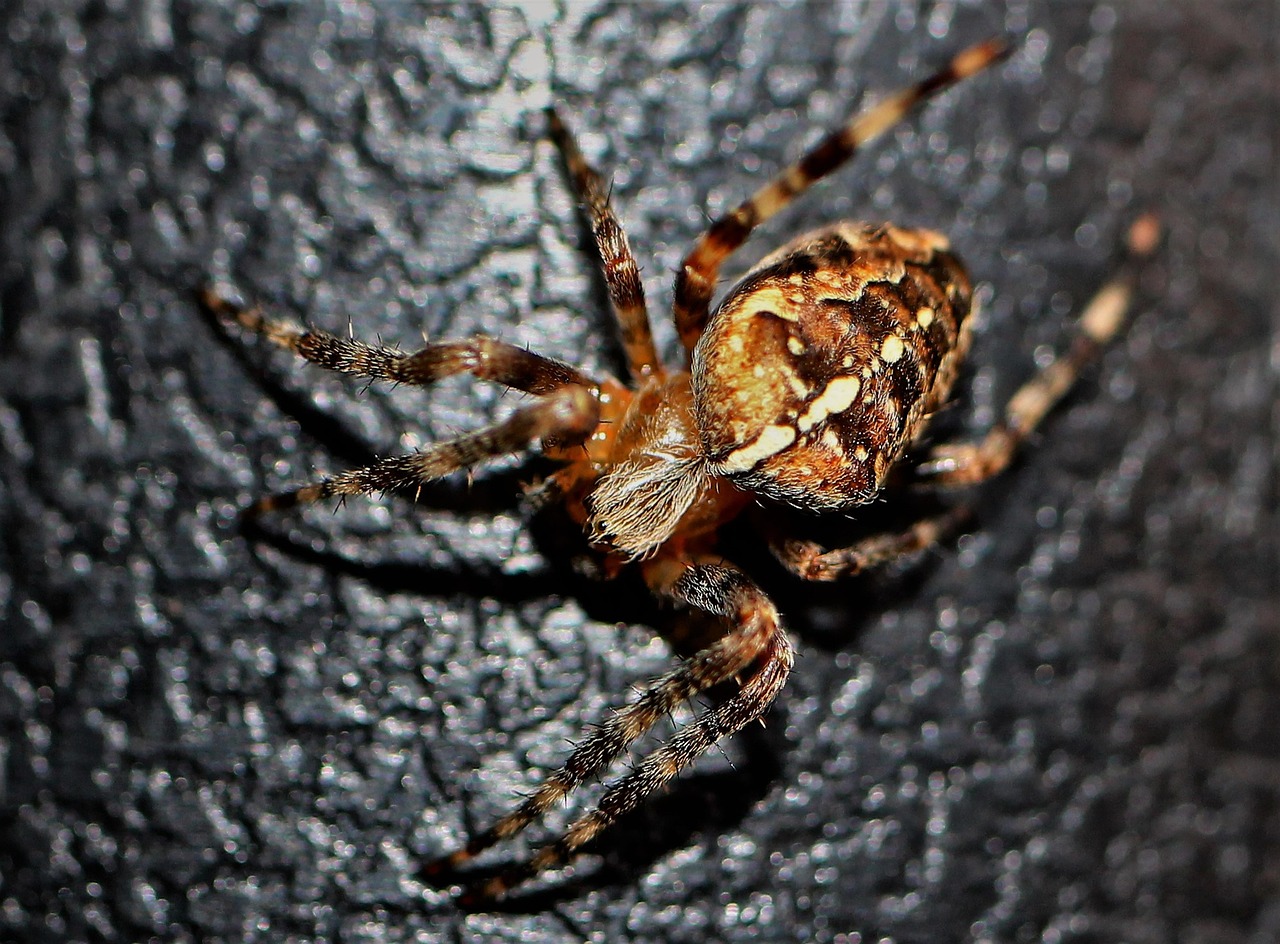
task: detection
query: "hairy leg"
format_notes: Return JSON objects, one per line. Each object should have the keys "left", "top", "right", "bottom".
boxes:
{"left": 672, "top": 38, "right": 1010, "bottom": 354}
{"left": 765, "top": 506, "right": 971, "bottom": 582}
{"left": 547, "top": 107, "right": 662, "bottom": 382}
{"left": 424, "top": 555, "right": 794, "bottom": 901}
{"left": 916, "top": 214, "right": 1159, "bottom": 486}
{"left": 249, "top": 385, "right": 599, "bottom": 515}
{"left": 201, "top": 288, "right": 597, "bottom": 395}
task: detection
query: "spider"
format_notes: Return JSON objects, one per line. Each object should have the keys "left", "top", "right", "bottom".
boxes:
{"left": 202, "top": 37, "right": 1156, "bottom": 902}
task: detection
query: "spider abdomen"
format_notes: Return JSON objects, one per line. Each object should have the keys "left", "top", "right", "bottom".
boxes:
{"left": 692, "top": 222, "right": 973, "bottom": 510}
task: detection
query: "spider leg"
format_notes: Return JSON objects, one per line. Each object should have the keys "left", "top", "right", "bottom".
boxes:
{"left": 201, "top": 288, "right": 596, "bottom": 395}
{"left": 425, "top": 556, "right": 793, "bottom": 901}
{"left": 915, "top": 214, "right": 1159, "bottom": 487}
{"left": 546, "top": 107, "right": 662, "bottom": 382}
{"left": 672, "top": 38, "right": 1010, "bottom": 355}
{"left": 764, "top": 506, "right": 971, "bottom": 582}
{"left": 248, "top": 385, "right": 598, "bottom": 515}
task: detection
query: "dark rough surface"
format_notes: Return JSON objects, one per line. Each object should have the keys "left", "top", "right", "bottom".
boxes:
{"left": 1, "top": 2, "right": 1277, "bottom": 942}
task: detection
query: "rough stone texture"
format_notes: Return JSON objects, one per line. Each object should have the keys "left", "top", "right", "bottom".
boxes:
{"left": 1, "top": 2, "right": 1276, "bottom": 942}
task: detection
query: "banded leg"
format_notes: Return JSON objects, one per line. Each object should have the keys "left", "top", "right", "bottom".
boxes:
{"left": 201, "top": 288, "right": 596, "bottom": 395}
{"left": 916, "top": 213, "right": 1160, "bottom": 486}
{"left": 672, "top": 38, "right": 1010, "bottom": 354}
{"left": 425, "top": 556, "right": 794, "bottom": 900}
{"left": 765, "top": 506, "right": 971, "bottom": 582}
{"left": 546, "top": 107, "right": 662, "bottom": 381}
{"left": 250, "top": 385, "right": 598, "bottom": 515}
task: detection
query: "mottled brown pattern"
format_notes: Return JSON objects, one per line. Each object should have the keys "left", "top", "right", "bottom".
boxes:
{"left": 695, "top": 223, "right": 971, "bottom": 509}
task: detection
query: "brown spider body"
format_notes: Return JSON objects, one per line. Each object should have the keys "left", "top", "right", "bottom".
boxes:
{"left": 202, "top": 37, "right": 1155, "bottom": 902}
{"left": 696, "top": 222, "right": 972, "bottom": 511}
{"left": 570, "top": 222, "right": 973, "bottom": 563}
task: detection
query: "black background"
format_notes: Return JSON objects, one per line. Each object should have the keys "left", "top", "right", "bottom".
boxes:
{"left": 1, "top": 2, "right": 1277, "bottom": 942}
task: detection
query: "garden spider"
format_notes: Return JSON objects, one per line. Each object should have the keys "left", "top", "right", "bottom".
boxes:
{"left": 203, "top": 37, "right": 1155, "bottom": 902}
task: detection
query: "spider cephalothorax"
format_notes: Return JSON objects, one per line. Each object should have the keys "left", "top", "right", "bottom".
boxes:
{"left": 204, "top": 37, "right": 1154, "bottom": 902}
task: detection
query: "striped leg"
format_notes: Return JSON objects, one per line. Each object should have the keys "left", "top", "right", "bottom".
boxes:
{"left": 672, "top": 38, "right": 1011, "bottom": 354}
{"left": 916, "top": 213, "right": 1160, "bottom": 486}
{"left": 766, "top": 507, "right": 970, "bottom": 582}
{"left": 200, "top": 288, "right": 596, "bottom": 395}
{"left": 249, "top": 385, "right": 599, "bottom": 516}
{"left": 424, "top": 556, "right": 794, "bottom": 901}
{"left": 547, "top": 107, "right": 662, "bottom": 382}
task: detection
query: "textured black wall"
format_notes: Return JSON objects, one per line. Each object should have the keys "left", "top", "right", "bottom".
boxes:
{"left": 1, "top": 2, "right": 1276, "bottom": 942}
